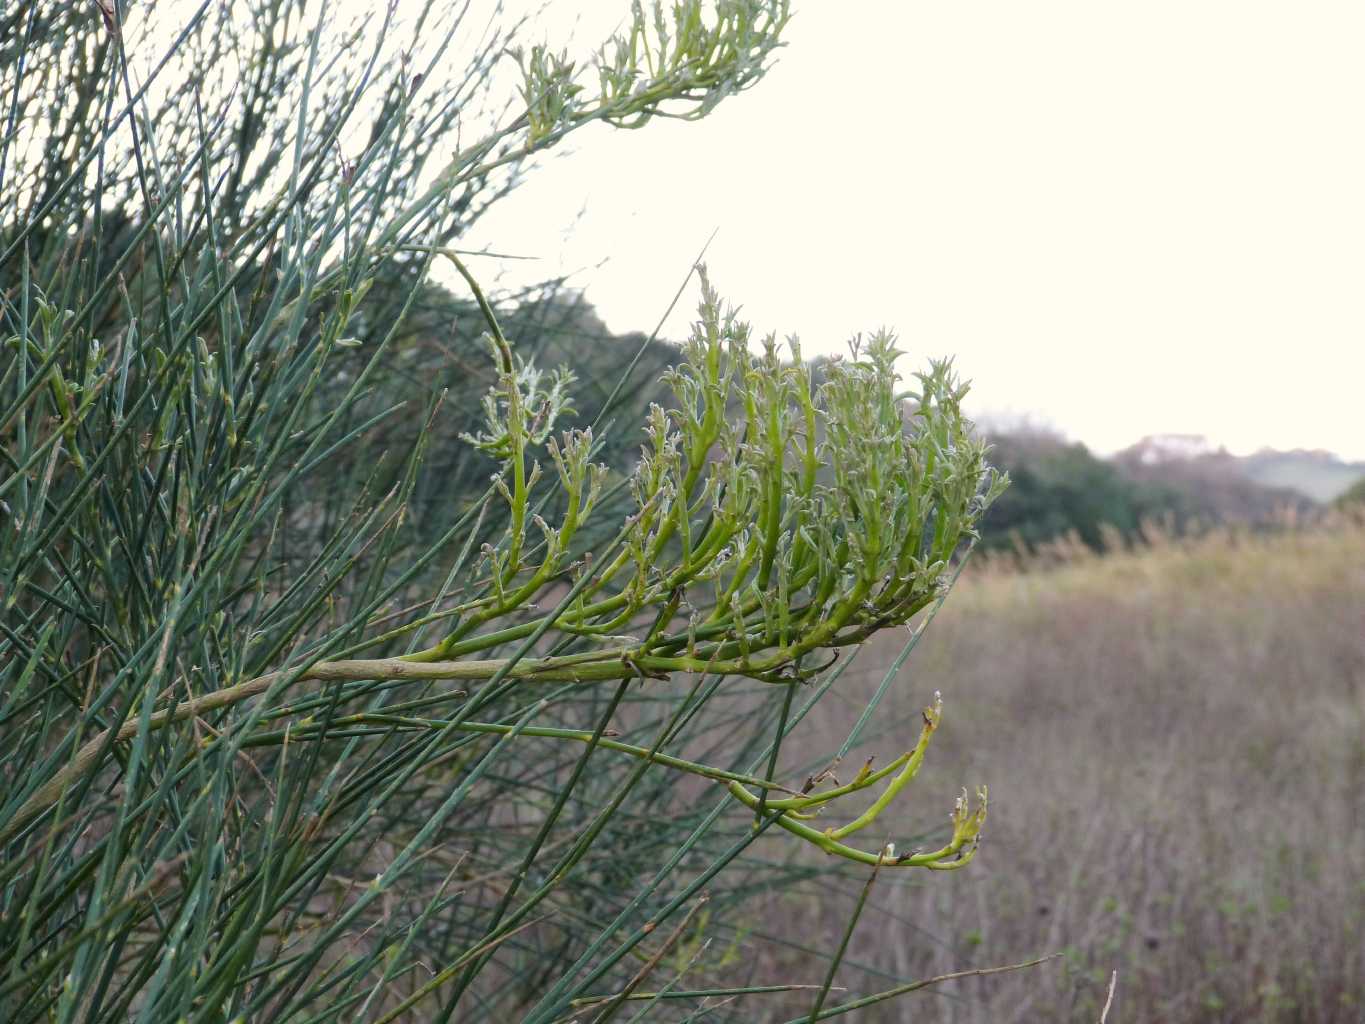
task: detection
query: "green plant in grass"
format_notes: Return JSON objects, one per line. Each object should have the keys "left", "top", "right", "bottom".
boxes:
{"left": 2, "top": 262, "right": 1003, "bottom": 866}
{"left": 1, "top": 1, "right": 1013, "bottom": 1020}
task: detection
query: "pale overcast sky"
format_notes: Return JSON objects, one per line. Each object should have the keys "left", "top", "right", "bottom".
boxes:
{"left": 466, "top": 2, "right": 1365, "bottom": 460}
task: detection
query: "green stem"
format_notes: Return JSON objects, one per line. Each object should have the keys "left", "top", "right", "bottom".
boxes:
{"left": 241, "top": 714, "right": 802, "bottom": 796}
{"left": 725, "top": 782, "right": 978, "bottom": 870}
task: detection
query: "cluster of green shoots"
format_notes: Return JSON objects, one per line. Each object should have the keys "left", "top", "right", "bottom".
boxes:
{"left": 432, "top": 269, "right": 1004, "bottom": 680}
{"left": 516, "top": 0, "right": 790, "bottom": 145}
{"left": 411, "top": 266, "right": 1005, "bottom": 868}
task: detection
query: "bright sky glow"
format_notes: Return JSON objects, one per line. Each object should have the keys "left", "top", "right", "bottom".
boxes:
{"left": 466, "top": 2, "right": 1365, "bottom": 460}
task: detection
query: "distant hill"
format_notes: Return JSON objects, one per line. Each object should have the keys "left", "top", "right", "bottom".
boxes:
{"left": 1238, "top": 448, "right": 1365, "bottom": 503}
{"left": 979, "top": 430, "right": 1189, "bottom": 553}
{"left": 1117, "top": 435, "right": 1365, "bottom": 504}
{"left": 978, "top": 429, "right": 1333, "bottom": 555}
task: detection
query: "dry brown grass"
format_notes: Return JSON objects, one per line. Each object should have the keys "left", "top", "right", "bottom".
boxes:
{"left": 750, "top": 517, "right": 1365, "bottom": 1022}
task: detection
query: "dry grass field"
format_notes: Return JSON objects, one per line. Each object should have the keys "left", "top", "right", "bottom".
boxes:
{"left": 748, "top": 516, "right": 1364, "bottom": 1022}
